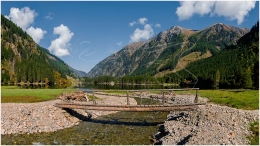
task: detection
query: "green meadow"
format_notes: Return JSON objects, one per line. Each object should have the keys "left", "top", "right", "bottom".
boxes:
{"left": 1, "top": 86, "right": 76, "bottom": 103}
{"left": 190, "top": 89, "right": 258, "bottom": 110}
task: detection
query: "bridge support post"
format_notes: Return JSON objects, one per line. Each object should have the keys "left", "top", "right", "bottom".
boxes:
{"left": 162, "top": 91, "right": 165, "bottom": 104}
{"left": 126, "top": 90, "right": 130, "bottom": 105}
{"left": 93, "top": 90, "right": 96, "bottom": 104}
{"left": 194, "top": 89, "right": 198, "bottom": 103}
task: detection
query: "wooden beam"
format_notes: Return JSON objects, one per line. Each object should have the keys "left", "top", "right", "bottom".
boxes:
{"left": 55, "top": 103, "right": 205, "bottom": 112}
{"left": 126, "top": 90, "right": 130, "bottom": 105}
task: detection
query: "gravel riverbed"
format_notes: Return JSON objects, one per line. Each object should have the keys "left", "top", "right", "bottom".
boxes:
{"left": 154, "top": 100, "right": 259, "bottom": 145}
{"left": 1, "top": 94, "right": 137, "bottom": 135}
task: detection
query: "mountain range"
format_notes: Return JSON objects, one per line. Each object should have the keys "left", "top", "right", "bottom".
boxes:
{"left": 86, "top": 21, "right": 258, "bottom": 89}
{"left": 87, "top": 23, "right": 249, "bottom": 78}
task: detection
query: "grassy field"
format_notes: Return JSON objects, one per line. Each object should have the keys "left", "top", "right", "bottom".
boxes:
{"left": 194, "top": 90, "right": 258, "bottom": 110}
{"left": 1, "top": 86, "right": 76, "bottom": 103}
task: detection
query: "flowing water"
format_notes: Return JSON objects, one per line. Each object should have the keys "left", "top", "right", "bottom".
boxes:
{"left": 1, "top": 97, "right": 169, "bottom": 145}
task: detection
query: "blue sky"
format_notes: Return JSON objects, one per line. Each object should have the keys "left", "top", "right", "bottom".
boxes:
{"left": 1, "top": 1, "right": 259, "bottom": 74}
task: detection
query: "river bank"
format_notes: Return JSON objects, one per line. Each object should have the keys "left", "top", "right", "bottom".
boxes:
{"left": 153, "top": 103, "right": 259, "bottom": 145}
{"left": 1, "top": 94, "right": 137, "bottom": 135}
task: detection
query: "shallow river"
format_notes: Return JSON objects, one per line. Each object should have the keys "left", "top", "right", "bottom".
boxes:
{"left": 1, "top": 98, "right": 169, "bottom": 145}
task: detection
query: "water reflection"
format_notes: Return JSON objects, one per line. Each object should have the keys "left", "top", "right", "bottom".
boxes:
{"left": 4, "top": 83, "right": 181, "bottom": 90}
{"left": 80, "top": 83, "right": 180, "bottom": 90}
{"left": 16, "top": 84, "right": 69, "bottom": 89}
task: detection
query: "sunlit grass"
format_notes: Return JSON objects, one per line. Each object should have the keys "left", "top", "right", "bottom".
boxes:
{"left": 247, "top": 121, "right": 259, "bottom": 145}
{"left": 1, "top": 86, "right": 21, "bottom": 89}
{"left": 1, "top": 87, "right": 76, "bottom": 103}
{"left": 88, "top": 95, "right": 99, "bottom": 100}
{"left": 173, "top": 89, "right": 259, "bottom": 110}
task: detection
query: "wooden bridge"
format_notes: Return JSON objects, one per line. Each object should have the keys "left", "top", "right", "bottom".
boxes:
{"left": 54, "top": 103, "right": 205, "bottom": 112}
{"left": 55, "top": 88, "right": 205, "bottom": 112}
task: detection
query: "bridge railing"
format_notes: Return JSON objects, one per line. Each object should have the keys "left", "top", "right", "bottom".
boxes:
{"left": 87, "top": 88, "right": 199, "bottom": 105}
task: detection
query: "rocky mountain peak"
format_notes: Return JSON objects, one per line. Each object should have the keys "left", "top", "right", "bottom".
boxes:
{"left": 161, "top": 26, "right": 183, "bottom": 35}
{"left": 153, "top": 26, "right": 186, "bottom": 43}
{"left": 207, "top": 23, "right": 229, "bottom": 31}
{"left": 206, "top": 23, "right": 249, "bottom": 35}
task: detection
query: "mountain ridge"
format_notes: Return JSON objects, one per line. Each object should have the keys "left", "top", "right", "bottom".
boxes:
{"left": 87, "top": 22, "right": 249, "bottom": 78}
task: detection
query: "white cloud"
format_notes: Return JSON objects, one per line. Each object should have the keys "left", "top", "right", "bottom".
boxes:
{"left": 129, "top": 17, "right": 148, "bottom": 26}
{"left": 130, "top": 24, "right": 154, "bottom": 43}
{"left": 138, "top": 17, "right": 148, "bottom": 25}
{"left": 45, "top": 12, "right": 54, "bottom": 20}
{"left": 155, "top": 24, "right": 161, "bottom": 27}
{"left": 176, "top": 1, "right": 215, "bottom": 21}
{"left": 176, "top": 1, "right": 256, "bottom": 25}
{"left": 213, "top": 1, "right": 256, "bottom": 25}
{"left": 5, "top": 7, "right": 37, "bottom": 30}
{"left": 26, "top": 26, "right": 47, "bottom": 43}
{"left": 5, "top": 7, "right": 47, "bottom": 43}
{"left": 117, "top": 42, "right": 122, "bottom": 46}
{"left": 48, "top": 24, "right": 74, "bottom": 57}
{"left": 45, "top": 15, "right": 53, "bottom": 20}
{"left": 129, "top": 21, "right": 136, "bottom": 26}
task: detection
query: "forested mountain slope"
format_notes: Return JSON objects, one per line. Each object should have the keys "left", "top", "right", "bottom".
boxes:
{"left": 1, "top": 15, "right": 82, "bottom": 85}
{"left": 87, "top": 23, "right": 248, "bottom": 78}
{"left": 172, "top": 21, "right": 259, "bottom": 89}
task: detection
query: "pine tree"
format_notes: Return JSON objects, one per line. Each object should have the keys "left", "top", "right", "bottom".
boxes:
{"left": 214, "top": 70, "right": 220, "bottom": 89}
{"left": 242, "top": 67, "right": 253, "bottom": 89}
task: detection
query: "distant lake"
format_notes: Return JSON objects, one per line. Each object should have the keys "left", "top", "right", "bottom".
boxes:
{"left": 79, "top": 83, "right": 181, "bottom": 90}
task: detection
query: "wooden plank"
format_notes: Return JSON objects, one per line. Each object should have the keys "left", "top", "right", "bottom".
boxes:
{"left": 90, "top": 88, "right": 199, "bottom": 92}
{"left": 54, "top": 103, "right": 205, "bottom": 112}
